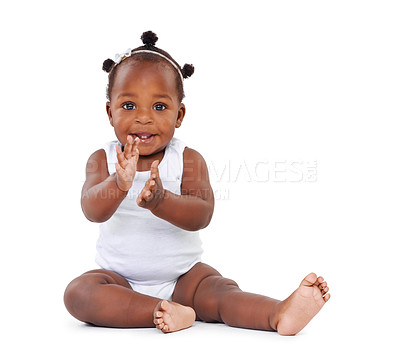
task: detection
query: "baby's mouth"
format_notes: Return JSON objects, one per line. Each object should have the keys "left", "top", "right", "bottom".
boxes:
{"left": 131, "top": 133, "right": 155, "bottom": 144}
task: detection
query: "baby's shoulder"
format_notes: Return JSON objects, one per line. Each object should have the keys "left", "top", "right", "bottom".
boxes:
{"left": 181, "top": 147, "right": 211, "bottom": 190}
{"left": 85, "top": 148, "right": 108, "bottom": 176}
{"left": 183, "top": 147, "right": 206, "bottom": 164}
{"left": 182, "top": 147, "right": 209, "bottom": 177}
{"left": 87, "top": 148, "right": 107, "bottom": 163}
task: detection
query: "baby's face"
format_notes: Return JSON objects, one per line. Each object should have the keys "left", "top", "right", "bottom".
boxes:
{"left": 107, "top": 60, "right": 184, "bottom": 156}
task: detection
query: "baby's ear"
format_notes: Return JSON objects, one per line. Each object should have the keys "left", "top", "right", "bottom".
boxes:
{"left": 175, "top": 103, "right": 186, "bottom": 128}
{"left": 106, "top": 102, "right": 114, "bottom": 126}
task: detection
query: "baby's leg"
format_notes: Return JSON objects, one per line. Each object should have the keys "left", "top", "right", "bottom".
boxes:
{"left": 173, "top": 263, "right": 280, "bottom": 331}
{"left": 172, "top": 263, "right": 329, "bottom": 335}
{"left": 64, "top": 270, "right": 161, "bottom": 327}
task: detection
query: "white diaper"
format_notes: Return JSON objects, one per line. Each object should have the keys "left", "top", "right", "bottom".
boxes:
{"left": 127, "top": 279, "right": 177, "bottom": 301}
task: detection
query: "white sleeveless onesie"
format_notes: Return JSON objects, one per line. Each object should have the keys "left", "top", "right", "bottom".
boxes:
{"left": 95, "top": 138, "right": 203, "bottom": 300}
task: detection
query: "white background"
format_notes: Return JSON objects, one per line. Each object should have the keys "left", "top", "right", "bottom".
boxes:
{"left": 1, "top": 1, "right": 399, "bottom": 359}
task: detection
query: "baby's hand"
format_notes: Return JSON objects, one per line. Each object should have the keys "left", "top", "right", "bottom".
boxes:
{"left": 115, "top": 135, "right": 140, "bottom": 192}
{"left": 137, "top": 160, "right": 164, "bottom": 210}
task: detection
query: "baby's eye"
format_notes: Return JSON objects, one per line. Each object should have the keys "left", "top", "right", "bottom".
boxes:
{"left": 153, "top": 103, "right": 166, "bottom": 111}
{"left": 122, "top": 103, "right": 136, "bottom": 110}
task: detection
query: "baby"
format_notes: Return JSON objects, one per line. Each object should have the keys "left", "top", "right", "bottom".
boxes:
{"left": 64, "top": 31, "right": 330, "bottom": 335}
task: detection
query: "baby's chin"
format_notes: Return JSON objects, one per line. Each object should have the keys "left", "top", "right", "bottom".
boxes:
{"left": 138, "top": 142, "right": 168, "bottom": 157}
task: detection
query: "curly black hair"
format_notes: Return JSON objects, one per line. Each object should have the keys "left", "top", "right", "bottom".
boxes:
{"left": 103, "top": 31, "right": 194, "bottom": 102}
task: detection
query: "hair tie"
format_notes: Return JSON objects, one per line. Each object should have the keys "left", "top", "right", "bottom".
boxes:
{"left": 114, "top": 48, "right": 132, "bottom": 65}
{"left": 102, "top": 59, "right": 115, "bottom": 73}
{"left": 182, "top": 64, "right": 195, "bottom": 79}
{"left": 141, "top": 31, "right": 158, "bottom": 47}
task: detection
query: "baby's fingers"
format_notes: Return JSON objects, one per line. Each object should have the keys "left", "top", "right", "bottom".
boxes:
{"left": 137, "top": 191, "right": 149, "bottom": 206}
{"left": 116, "top": 145, "right": 128, "bottom": 167}
{"left": 124, "top": 135, "right": 137, "bottom": 159}
{"left": 150, "top": 160, "right": 160, "bottom": 179}
{"left": 132, "top": 136, "right": 141, "bottom": 155}
{"left": 143, "top": 179, "right": 156, "bottom": 200}
{"left": 137, "top": 182, "right": 154, "bottom": 206}
{"left": 143, "top": 188, "right": 154, "bottom": 202}
{"left": 147, "top": 181, "right": 157, "bottom": 200}
{"left": 125, "top": 152, "right": 139, "bottom": 174}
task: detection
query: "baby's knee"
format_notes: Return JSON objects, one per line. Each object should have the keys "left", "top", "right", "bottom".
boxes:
{"left": 194, "top": 275, "right": 240, "bottom": 322}
{"left": 213, "top": 276, "right": 240, "bottom": 292}
{"left": 64, "top": 277, "right": 84, "bottom": 319}
{"left": 64, "top": 273, "right": 103, "bottom": 321}
{"left": 203, "top": 276, "right": 240, "bottom": 306}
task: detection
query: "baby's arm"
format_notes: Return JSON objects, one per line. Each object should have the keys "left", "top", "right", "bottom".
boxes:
{"left": 137, "top": 148, "right": 214, "bottom": 231}
{"left": 81, "top": 136, "right": 139, "bottom": 222}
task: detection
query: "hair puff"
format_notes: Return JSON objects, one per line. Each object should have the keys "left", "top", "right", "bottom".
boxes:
{"left": 182, "top": 64, "right": 195, "bottom": 79}
{"left": 141, "top": 31, "right": 158, "bottom": 47}
{"left": 102, "top": 58, "right": 115, "bottom": 73}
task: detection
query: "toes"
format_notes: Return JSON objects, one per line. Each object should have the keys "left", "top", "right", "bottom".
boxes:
{"left": 153, "top": 300, "right": 163, "bottom": 317}
{"left": 301, "top": 273, "right": 318, "bottom": 287}
{"left": 153, "top": 300, "right": 175, "bottom": 332}
{"left": 318, "top": 281, "right": 327, "bottom": 290}
{"left": 323, "top": 293, "right": 331, "bottom": 302}
{"left": 154, "top": 317, "right": 163, "bottom": 325}
{"left": 160, "top": 300, "right": 170, "bottom": 311}
{"left": 322, "top": 286, "right": 329, "bottom": 295}
{"left": 162, "top": 324, "right": 169, "bottom": 333}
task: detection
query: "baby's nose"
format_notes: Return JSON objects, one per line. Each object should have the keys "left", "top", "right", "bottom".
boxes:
{"left": 135, "top": 109, "right": 153, "bottom": 124}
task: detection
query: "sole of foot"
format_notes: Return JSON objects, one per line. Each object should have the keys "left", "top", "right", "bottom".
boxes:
{"left": 153, "top": 300, "right": 196, "bottom": 333}
{"left": 275, "top": 273, "right": 330, "bottom": 336}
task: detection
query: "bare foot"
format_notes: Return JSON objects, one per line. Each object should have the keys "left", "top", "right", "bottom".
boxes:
{"left": 273, "top": 273, "right": 330, "bottom": 336}
{"left": 153, "top": 300, "right": 196, "bottom": 333}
